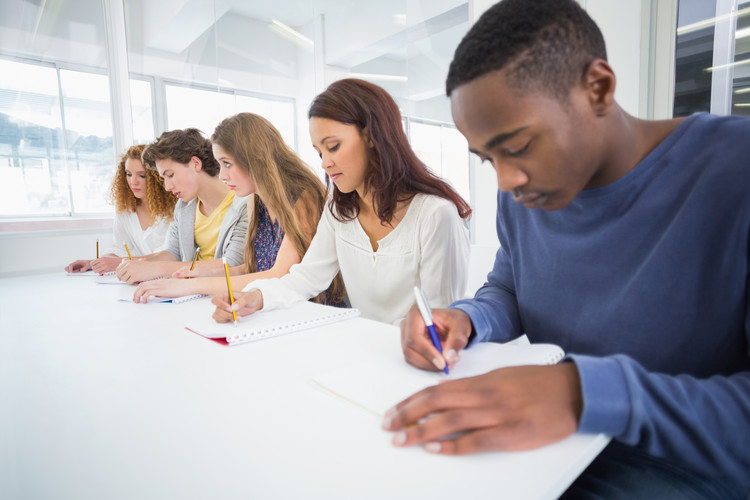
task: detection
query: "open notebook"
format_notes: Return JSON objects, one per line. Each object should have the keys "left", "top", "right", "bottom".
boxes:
{"left": 118, "top": 294, "right": 206, "bottom": 304}
{"left": 185, "top": 301, "right": 361, "bottom": 346}
{"left": 313, "top": 338, "right": 565, "bottom": 417}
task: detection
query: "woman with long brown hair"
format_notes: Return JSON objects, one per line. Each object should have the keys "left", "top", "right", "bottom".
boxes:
{"left": 65, "top": 144, "right": 176, "bottom": 274}
{"left": 213, "top": 78, "right": 471, "bottom": 325}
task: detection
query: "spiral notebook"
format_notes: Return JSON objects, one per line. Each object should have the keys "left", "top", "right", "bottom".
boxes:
{"left": 185, "top": 301, "right": 361, "bottom": 346}
{"left": 118, "top": 293, "right": 206, "bottom": 304}
{"left": 313, "top": 339, "right": 565, "bottom": 417}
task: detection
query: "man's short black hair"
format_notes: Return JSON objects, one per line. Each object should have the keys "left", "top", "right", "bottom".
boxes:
{"left": 446, "top": 0, "right": 607, "bottom": 99}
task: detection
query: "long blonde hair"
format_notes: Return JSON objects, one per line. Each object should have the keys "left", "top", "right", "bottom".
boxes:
{"left": 211, "top": 113, "right": 345, "bottom": 302}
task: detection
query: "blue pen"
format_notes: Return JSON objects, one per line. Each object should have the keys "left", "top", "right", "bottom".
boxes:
{"left": 413, "top": 286, "right": 449, "bottom": 374}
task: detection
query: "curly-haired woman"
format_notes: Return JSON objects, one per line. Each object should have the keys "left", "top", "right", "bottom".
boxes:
{"left": 65, "top": 144, "right": 176, "bottom": 274}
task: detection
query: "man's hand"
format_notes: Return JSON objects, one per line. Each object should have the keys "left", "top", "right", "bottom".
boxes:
{"left": 401, "top": 308, "right": 474, "bottom": 372}
{"left": 382, "top": 362, "right": 583, "bottom": 455}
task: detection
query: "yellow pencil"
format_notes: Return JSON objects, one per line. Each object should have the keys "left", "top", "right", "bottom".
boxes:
{"left": 223, "top": 257, "right": 238, "bottom": 327}
{"left": 188, "top": 247, "right": 199, "bottom": 279}
{"left": 124, "top": 242, "right": 133, "bottom": 260}
{"left": 95, "top": 239, "right": 99, "bottom": 259}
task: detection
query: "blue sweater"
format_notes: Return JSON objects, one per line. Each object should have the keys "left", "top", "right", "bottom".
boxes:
{"left": 451, "top": 113, "right": 750, "bottom": 486}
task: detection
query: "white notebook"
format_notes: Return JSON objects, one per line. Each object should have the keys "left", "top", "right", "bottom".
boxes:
{"left": 185, "top": 301, "right": 361, "bottom": 346}
{"left": 313, "top": 340, "right": 565, "bottom": 417}
{"left": 118, "top": 294, "right": 206, "bottom": 304}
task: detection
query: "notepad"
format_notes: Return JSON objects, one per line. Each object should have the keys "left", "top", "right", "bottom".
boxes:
{"left": 185, "top": 301, "right": 361, "bottom": 346}
{"left": 313, "top": 340, "right": 565, "bottom": 417}
{"left": 95, "top": 273, "right": 125, "bottom": 284}
{"left": 118, "top": 294, "right": 206, "bottom": 304}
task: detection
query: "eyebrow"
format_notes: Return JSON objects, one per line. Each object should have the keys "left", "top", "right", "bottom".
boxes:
{"left": 318, "top": 135, "right": 336, "bottom": 146}
{"left": 469, "top": 126, "right": 529, "bottom": 155}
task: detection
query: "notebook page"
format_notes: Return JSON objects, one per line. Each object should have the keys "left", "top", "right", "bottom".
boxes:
{"left": 185, "top": 300, "right": 361, "bottom": 345}
{"left": 313, "top": 341, "right": 564, "bottom": 417}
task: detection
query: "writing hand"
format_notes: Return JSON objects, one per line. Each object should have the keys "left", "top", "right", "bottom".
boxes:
{"left": 116, "top": 259, "right": 160, "bottom": 284}
{"left": 401, "top": 308, "right": 473, "bottom": 372}
{"left": 211, "top": 289, "right": 263, "bottom": 323}
{"left": 65, "top": 259, "right": 92, "bottom": 273}
{"left": 383, "top": 363, "right": 583, "bottom": 455}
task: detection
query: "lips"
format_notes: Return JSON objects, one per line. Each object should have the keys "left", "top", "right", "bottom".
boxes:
{"left": 513, "top": 191, "right": 548, "bottom": 208}
{"left": 328, "top": 173, "right": 342, "bottom": 182}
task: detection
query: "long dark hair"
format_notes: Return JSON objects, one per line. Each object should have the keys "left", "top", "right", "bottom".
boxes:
{"left": 308, "top": 78, "right": 471, "bottom": 224}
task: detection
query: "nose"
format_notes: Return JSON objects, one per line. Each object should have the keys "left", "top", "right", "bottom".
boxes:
{"left": 494, "top": 161, "right": 528, "bottom": 193}
{"left": 320, "top": 152, "right": 334, "bottom": 170}
{"left": 218, "top": 165, "right": 229, "bottom": 182}
{"left": 164, "top": 178, "right": 174, "bottom": 192}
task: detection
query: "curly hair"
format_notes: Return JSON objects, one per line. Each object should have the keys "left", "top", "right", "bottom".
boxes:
{"left": 109, "top": 144, "right": 177, "bottom": 219}
{"left": 142, "top": 128, "right": 220, "bottom": 176}
{"left": 308, "top": 78, "right": 471, "bottom": 224}
{"left": 211, "top": 113, "right": 345, "bottom": 303}
{"left": 446, "top": 0, "right": 607, "bottom": 100}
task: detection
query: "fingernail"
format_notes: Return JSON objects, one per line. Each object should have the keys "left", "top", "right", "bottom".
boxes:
{"left": 444, "top": 349, "right": 457, "bottom": 364}
{"left": 382, "top": 415, "right": 392, "bottom": 429}
{"left": 392, "top": 431, "right": 406, "bottom": 446}
{"left": 432, "top": 357, "right": 446, "bottom": 370}
{"left": 425, "top": 442, "right": 442, "bottom": 453}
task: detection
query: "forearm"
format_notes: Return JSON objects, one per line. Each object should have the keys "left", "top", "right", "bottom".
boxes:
{"left": 572, "top": 353, "right": 750, "bottom": 486}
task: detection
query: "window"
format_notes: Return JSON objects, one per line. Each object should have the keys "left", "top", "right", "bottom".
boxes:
{"left": 675, "top": 1, "right": 750, "bottom": 116}
{"left": 0, "top": 59, "right": 113, "bottom": 216}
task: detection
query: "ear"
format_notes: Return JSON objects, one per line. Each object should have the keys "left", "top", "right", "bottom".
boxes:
{"left": 582, "top": 59, "right": 616, "bottom": 117}
{"left": 190, "top": 156, "right": 203, "bottom": 172}
{"left": 360, "top": 127, "right": 374, "bottom": 148}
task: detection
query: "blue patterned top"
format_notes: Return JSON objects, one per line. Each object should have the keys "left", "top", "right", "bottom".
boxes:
{"left": 254, "top": 200, "right": 283, "bottom": 272}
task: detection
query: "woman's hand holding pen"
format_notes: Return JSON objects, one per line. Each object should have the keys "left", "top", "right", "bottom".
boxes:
{"left": 211, "top": 289, "right": 263, "bottom": 323}
{"left": 400, "top": 308, "right": 473, "bottom": 372}
{"left": 172, "top": 265, "right": 222, "bottom": 279}
{"left": 116, "top": 259, "right": 163, "bottom": 284}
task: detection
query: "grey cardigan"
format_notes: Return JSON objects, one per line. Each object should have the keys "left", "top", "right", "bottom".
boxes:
{"left": 164, "top": 194, "right": 248, "bottom": 267}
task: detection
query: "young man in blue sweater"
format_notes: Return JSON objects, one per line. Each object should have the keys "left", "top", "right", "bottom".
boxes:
{"left": 384, "top": 0, "right": 749, "bottom": 497}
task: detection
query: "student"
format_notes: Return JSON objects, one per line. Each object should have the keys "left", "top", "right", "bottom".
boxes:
{"left": 116, "top": 128, "right": 247, "bottom": 284}
{"left": 387, "top": 0, "right": 750, "bottom": 497}
{"left": 65, "top": 145, "right": 175, "bottom": 274}
{"left": 213, "top": 79, "right": 471, "bottom": 325}
{"left": 131, "top": 113, "right": 344, "bottom": 303}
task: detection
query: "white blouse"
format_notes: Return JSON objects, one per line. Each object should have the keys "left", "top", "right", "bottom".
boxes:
{"left": 103, "top": 210, "right": 171, "bottom": 257}
{"left": 243, "top": 193, "right": 470, "bottom": 325}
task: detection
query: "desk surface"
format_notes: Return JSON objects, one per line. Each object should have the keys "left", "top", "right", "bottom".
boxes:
{"left": 0, "top": 273, "right": 608, "bottom": 500}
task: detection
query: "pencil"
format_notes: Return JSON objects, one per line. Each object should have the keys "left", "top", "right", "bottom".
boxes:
{"left": 95, "top": 239, "right": 99, "bottom": 259}
{"left": 124, "top": 242, "right": 133, "bottom": 260}
{"left": 223, "top": 257, "right": 238, "bottom": 327}
{"left": 188, "top": 247, "right": 199, "bottom": 279}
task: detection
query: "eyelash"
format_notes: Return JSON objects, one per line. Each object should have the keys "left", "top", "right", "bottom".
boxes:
{"left": 506, "top": 141, "right": 531, "bottom": 157}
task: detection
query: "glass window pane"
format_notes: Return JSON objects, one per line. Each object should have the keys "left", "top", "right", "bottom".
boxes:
{"left": 0, "top": 59, "right": 68, "bottom": 216}
{"left": 732, "top": 2, "right": 750, "bottom": 115}
{"left": 165, "top": 85, "right": 235, "bottom": 136}
{"left": 674, "top": 0, "right": 718, "bottom": 116}
{"left": 409, "top": 121, "right": 470, "bottom": 204}
{"left": 130, "top": 79, "right": 155, "bottom": 143}
{"left": 59, "top": 69, "right": 114, "bottom": 214}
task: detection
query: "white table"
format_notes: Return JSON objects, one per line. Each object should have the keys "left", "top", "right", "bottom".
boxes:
{"left": 0, "top": 273, "right": 608, "bottom": 500}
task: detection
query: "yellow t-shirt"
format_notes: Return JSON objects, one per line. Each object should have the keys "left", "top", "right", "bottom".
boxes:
{"left": 194, "top": 190, "right": 235, "bottom": 261}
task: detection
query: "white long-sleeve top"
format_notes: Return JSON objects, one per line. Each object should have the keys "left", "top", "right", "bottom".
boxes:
{"left": 243, "top": 193, "right": 470, "bottom": 325}
{"left": 103, "top": 210, "right": 170, "bottom": 257}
